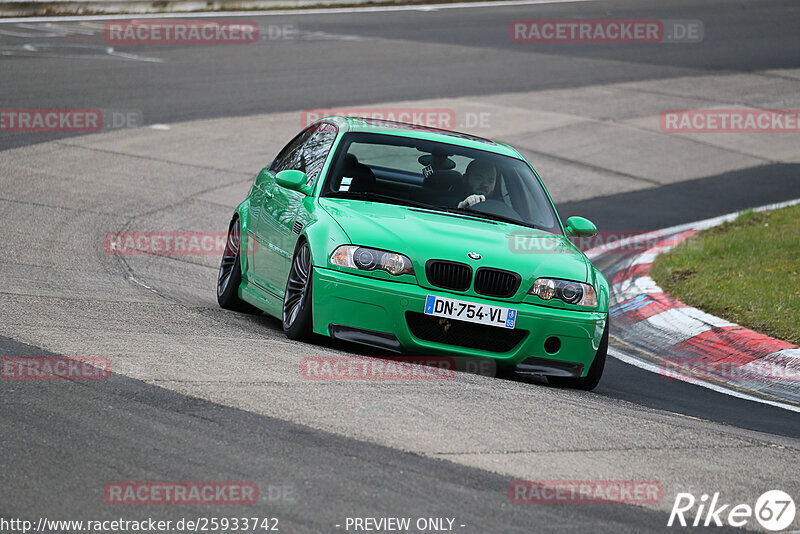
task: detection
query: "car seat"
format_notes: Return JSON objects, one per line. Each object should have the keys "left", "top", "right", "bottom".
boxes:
{"left": 339, "top": 154, "right": 376, "bottom": 193}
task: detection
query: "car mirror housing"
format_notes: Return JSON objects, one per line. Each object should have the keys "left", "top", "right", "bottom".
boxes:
{"left": 275, "top": 169, "right": 311, "bottom": 194}
{"left": 564, "top": 216, "right": 597, "bottom": 237}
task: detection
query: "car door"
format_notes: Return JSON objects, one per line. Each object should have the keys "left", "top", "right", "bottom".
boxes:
{"left": 242, "top": 167, "right": 273, "bottom": 293}
{"left": 254, "top": 122, "right": 338, "bottom": 297}
{"left": 249, "top": 128, "right": 312, "bottom": 296}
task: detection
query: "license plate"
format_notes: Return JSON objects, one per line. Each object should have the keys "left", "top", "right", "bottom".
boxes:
{"left": 423, "top": 295, "right": 517, "bottom": 329}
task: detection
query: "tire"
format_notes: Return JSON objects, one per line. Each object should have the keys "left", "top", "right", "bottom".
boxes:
{"left": 548, "top": 319, "right": 608, "bottom": 391}
{"left": 282, "top": 241, "right": 314, "bottom": 341}
{"left": 217, "top": 217, "right": 260, "bottom": 314}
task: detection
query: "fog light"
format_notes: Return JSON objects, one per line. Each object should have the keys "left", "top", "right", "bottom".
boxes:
{"left": 544, "top": 337, "right": 561, "bottom": 354}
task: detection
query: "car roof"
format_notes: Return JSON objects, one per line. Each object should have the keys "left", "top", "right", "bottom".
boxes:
{"left": 319, "top": 116, "right": 524, "bottom": 159}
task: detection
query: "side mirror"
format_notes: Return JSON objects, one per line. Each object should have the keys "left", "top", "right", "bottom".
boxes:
{"left": 275, "top": 169, "right": 311, "bottom": 194}
{"left": 564, "top": 216, "right": 597, "bottom": 237}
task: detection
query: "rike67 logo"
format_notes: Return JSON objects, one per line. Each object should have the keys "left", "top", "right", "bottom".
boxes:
{"left": 668, "top": 490, "right": 796, "bottom": 531}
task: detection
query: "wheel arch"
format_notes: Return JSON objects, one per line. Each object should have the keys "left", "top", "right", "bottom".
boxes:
{"left": 588, "top": 263, "right": 610, "bottom": 313}
{"left": 230, "top": 199, "right": 252, "bottom": 274}
{"left": 234, "top": 198, "right": 251, "bottom": 234}
{"left": 300, "top": 211, "right": 351, "bottom": 270}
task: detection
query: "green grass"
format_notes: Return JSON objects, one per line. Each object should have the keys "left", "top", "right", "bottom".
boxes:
{"left": 650, "top": 203, "right": 800, "bottom": 345}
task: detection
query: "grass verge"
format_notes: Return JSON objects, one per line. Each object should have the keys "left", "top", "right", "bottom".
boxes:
{"left": 650, "top": 203, "right": 800, "bottom": 345}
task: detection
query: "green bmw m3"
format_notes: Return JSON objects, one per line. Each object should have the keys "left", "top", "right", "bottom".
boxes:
{"left": 217, "top": 116, "right": 609, "bottom": 389}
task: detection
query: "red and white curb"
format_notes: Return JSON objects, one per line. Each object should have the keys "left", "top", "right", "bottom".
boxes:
{"left": 587, "top": 198, "right": 800, "bottom": 411}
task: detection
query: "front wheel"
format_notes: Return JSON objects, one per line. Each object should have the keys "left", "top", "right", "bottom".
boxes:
{"left": 548, "top": 319, "right": 608, "bottom": 391}
{"left": 283, "top": 241, "right": 314, "bottom": 341}
{"left": 217, "top": 217, "right": 260, "bottom": 314}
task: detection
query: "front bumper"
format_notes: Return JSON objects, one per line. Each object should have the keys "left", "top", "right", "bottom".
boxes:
{"left": 312, "top": 267, "right": 607, "bottom": 377}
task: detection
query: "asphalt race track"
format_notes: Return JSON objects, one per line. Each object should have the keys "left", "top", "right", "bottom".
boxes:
{"left": 2, "top": 0, "right": 800, "bottom": 532}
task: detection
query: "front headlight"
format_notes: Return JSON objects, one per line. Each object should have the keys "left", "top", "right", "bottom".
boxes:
{"left": 529, "top": 278, "right": 597, "bottom": 307}
{"left": 330, "top": 246, "right": 414, "bottom": 276}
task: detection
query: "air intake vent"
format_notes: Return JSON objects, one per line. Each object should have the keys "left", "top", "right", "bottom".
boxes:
{"left": 474, "top": 268, "right": 520, "bottom": 298}
{"left": 406, "top": 312, "right": 527, "bottom": 352}
{"left": 425, "top": 260, "right": 472, "bottom": 291}
{"left": 292, "top": 221, "right": 303, "bottom": 235}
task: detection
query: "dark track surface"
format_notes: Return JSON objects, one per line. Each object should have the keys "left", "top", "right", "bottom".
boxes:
{"left": 2, "top": 0, "right": 800, "bottom": 150}
{"left": 0, "top": 335, "right": 689, "bottom": 533}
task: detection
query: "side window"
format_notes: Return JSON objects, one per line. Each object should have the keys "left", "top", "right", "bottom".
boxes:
{"left": 269, "top": 128, "right": 313, "bottom": 173}
{"left": 269, "top": 123, "right": 338, "bottom": 185}
{"left": 300, "top": 123, "right": 338, "bottom": 186}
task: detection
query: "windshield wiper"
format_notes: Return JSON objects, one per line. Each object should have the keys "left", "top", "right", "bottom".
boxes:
{"left": 443, "top": 207, "right": 541, "bottom": 230}
{"left": 327, "top": 191, "right": 442, "bottom": 210}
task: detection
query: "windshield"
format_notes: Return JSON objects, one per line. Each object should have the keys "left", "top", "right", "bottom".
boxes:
{"left": 321, "top": 132, "right": 562, "bottom": 234}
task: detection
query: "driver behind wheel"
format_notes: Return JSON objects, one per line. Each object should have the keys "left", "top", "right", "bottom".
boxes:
{"left": 457, "top": 160, "right": 497, "bottom": 209}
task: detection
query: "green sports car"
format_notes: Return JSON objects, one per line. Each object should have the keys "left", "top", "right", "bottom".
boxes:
{"left": 217, "top": 117, "right": 609, "bottom": 389}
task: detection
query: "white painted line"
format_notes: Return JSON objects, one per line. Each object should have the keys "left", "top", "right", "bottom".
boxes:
{"left": 611, "top": 275, "right": 659, "bottom": 304}
{"left": 0, "top": 0, "right": 595, "bottom": 23}
{"left": 762, "top": 348, "right": 800, "bottom": 377}
{"left": 108, "top": 49, "right": 165, "bottom": 62}
{"left": 767, "top": 347, "right": 800, "bottom": 361}
{"left": 645, "top": 307, "right": 735, "bottom": 344}
{"left": 609, "top": 348, "right": 800, "bottom": 414}
{"left": 630, "top": 251, "right": 658, "bottom": 265}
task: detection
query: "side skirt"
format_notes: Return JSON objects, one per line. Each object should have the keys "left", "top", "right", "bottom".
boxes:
{"left": 240, "top": 280, "right": 282, "bottom": 319}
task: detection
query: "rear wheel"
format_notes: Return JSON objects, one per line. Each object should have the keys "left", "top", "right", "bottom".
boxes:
{"left": 282, "top": 241, "right": 314, "bottom": 341}
{"left": 548, "top": 319, "right": 608, "bottom": 391}
{"left": 217, "top": 217, "right": 260, "bottom": 314}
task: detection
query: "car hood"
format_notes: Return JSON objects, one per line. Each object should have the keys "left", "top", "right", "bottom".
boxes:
{"left": 319, "top": 199, "right": 589, "bottom": 298}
